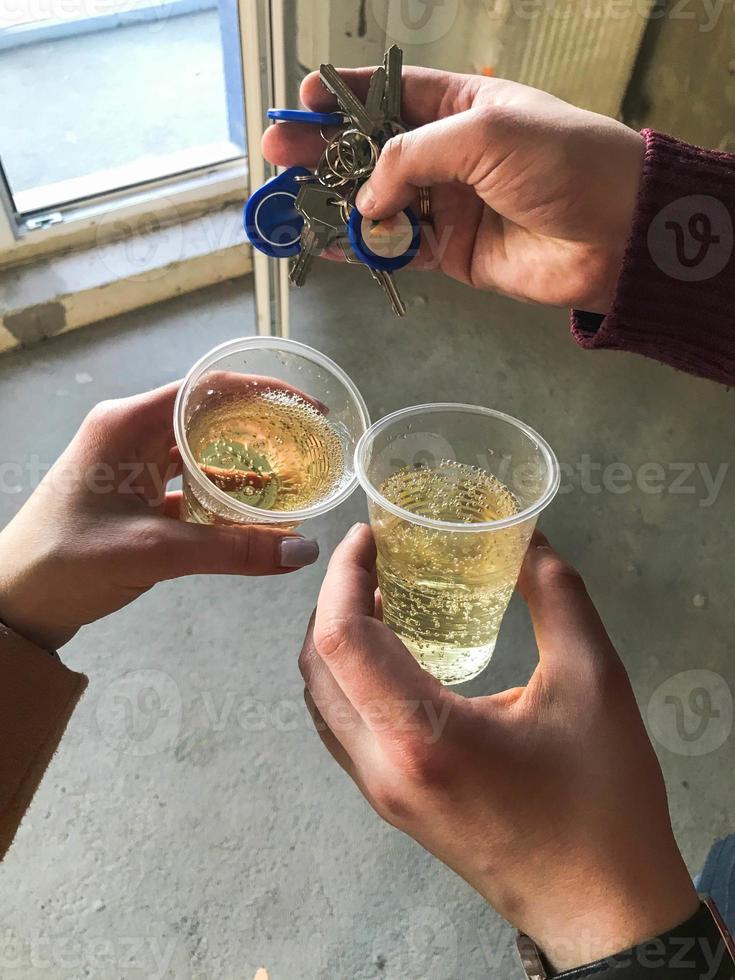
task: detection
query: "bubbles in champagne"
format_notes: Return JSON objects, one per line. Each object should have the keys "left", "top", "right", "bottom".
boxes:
{"left": 374, "top": 461, "right": 529, "bottom": 685}
{"left": 184, "top": 386, "right": 345, "bottom": 519}
{"left": 379, "top": 460, "right": 519, "bottom": 523}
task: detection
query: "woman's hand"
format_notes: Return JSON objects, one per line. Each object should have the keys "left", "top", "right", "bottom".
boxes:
{"left": 263, "top": 68, "right": 645, "bottom": 314}
{"left": 0, "top": 382, "right": 319, "bottom": 651}
{"left": 299, "top": 525, "right": 698, "bottom": 972}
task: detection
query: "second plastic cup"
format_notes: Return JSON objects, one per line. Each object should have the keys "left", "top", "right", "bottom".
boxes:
{"left": 174, "top": 337, "right": 370, "bottom": 526}
{"left": 355, "top": 404, "right": 560, "bottom": 685}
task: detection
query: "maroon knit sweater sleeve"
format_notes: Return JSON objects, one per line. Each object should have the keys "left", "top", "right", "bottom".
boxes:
{"left": 571, "top": 129, "right": 735, "bottom": 386}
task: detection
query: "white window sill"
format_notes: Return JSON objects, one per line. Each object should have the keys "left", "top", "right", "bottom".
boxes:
{"left": 0, "top": 202, "right": 252, "bottom": 352}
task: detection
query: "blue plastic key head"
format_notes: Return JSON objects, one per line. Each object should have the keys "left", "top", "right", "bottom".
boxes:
{"left": 347, "top": 207, "right": 421, "bottom": 272}
{"left": 243, "top": 166, "right": 313, "bottom": 258}
{"left": 267, "top": 108, "right": 346, "bottom": 127}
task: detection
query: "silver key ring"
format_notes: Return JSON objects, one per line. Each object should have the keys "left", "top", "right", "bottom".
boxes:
{"left": 325, "top": 135, "right": 361, "bottom": 181}
{"left": 323, "top": 129, "right": 379, "bottom": 183}
{"left": 322, "top": 135, "right": 354, "bottom": 182}
{"left": 317, "top": 156, "right": 350, "bottom": 188}
{"left": 342, "top": 129, "right": 379, "bottom": 175}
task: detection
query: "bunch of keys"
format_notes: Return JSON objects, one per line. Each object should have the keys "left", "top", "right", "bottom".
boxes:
{"left": 244, "top": 45, "right": 424, "bottom": 317}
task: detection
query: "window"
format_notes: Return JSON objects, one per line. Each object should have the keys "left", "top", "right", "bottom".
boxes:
{"left": 0, "top": 0, "right": 252, "bottom": 246}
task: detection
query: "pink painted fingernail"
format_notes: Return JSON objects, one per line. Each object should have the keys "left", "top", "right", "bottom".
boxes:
{"left": 280, "top": 538, "right": 320, "bottom": 568}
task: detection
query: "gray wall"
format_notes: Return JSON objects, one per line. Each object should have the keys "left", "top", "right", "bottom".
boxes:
{"left": 623, "top": 2, "right": 735, "bottom": 149}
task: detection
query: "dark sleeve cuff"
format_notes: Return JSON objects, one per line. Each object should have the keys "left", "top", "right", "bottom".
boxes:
{"left": 572, "top": 310, "right": 605, "bottom": 338}
{"left": 549, "top": 901, "right": 735, "bottom": 979}
{"left": 571, "top": 129, "right": 735, "bottom": 387}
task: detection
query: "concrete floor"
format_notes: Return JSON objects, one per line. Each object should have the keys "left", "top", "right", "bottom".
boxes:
{"left": 0, "top": 262, "right": 732, "bottom": 979}
{"left": 0, "top": 12, "right": 229, "bottom": 193}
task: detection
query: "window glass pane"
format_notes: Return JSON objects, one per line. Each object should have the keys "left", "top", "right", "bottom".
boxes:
{"left": 0, "top": 0, "right": 244, "bottom": 202}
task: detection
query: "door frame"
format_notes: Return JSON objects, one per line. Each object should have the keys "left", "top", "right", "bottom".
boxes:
{"left": 240, "top": 0, "right": 289, "bottom": 338}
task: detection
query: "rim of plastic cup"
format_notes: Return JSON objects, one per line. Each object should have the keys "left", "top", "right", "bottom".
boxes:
{"left": 174, "top": 336, "right": 371, "bottom": 523}
{"left": 354, "top": 403, "right": 560, "bottom": 533}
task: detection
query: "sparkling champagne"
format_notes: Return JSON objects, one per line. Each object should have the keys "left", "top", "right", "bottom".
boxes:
{"left": 371, "top": 460, "right": 531, "bottom": 684}
{"left": 183, "top": 387, "right": 345, "bottom": 523}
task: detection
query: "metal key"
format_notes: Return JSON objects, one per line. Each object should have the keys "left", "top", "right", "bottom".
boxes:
{"left": 290, "top": 184, "right": 346, "bottom": 287}
{"left": 338, "top": 234, "right": 405, "bottom": 317}
{"left": 290, "top": 225, "right": 322, "bottom": 287}
{"left": 382, "top": 44, "right": 431, "bottom": 220}
{"left": 370, "top": 267, "right": 406, "bottom": 317}
{"left": 382, "top": 45, "right": 404, "bottom": 133}
{"left": 364, "top": 65, "right": 387, "bottom": 130}
{"left": 319, "top": 63, "right": 375, "bottom": 135}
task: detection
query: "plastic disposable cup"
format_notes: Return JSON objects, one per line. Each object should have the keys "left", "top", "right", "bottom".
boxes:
{"left": 174, "top": 337, "right": 370, "bottom": 526}
{"left": 354, "top": 404, "right": 560, "bottom": 685}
